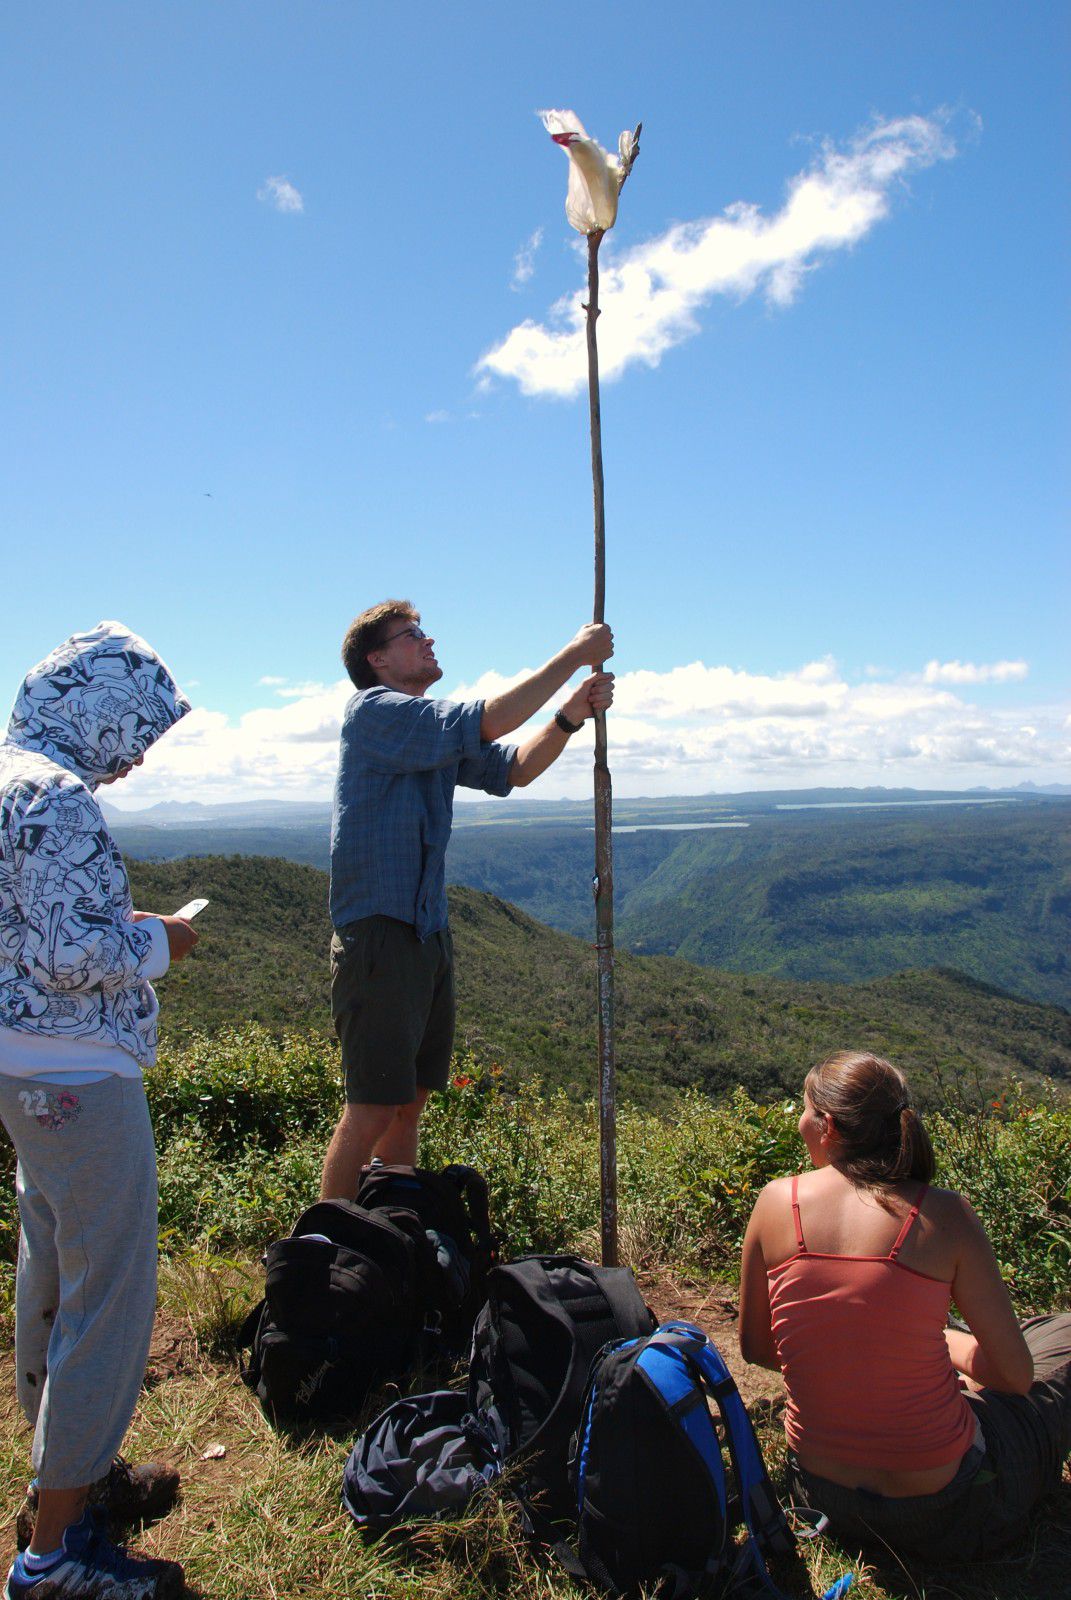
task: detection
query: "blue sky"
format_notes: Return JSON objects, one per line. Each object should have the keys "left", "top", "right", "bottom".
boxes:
{"left": 2, "top": 1, "right": 1068, "bottom": 804}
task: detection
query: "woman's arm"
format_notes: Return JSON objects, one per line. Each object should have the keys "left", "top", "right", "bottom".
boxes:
{"left": 947, "top": 1195, "right": 1033, "bottom": 1395}
{"left": 738, "top": 1187, "right": 781, "bottom": 1371}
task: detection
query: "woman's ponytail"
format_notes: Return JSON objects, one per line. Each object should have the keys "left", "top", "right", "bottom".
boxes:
{"left": 806, "top": 1052, "right": 935, "bottom": 1186}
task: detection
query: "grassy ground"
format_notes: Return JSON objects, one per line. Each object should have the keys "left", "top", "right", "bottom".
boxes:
{"left": 1, "top": 1259, "right": 1067, "bottom": 1600}
{"left": 0, "top": 1064, "right": 1067, "bottom": 1598}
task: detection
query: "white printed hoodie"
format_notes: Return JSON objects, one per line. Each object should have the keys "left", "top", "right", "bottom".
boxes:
{"left": 0, "top": 622, "right": 191, "bottom": 1071}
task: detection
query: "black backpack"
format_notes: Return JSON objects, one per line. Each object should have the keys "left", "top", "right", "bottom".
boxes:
{"left": 468, "top": 1255, "right": 657, "bottom": 1523}
{"left": 570, "top": 1322, "right": 798, "bottom": 1599}
{"left": 237, "top": 1199, "right": 431, "bottom": 1425}
{"left": 354, "top": 1163, "right": 496, "bottom": 1349}
{"left": 342, "top": 1254, "right": 655, "bottom": 1534}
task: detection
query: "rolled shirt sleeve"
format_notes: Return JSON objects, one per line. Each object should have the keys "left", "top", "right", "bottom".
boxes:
{"left": 457, "top": 737, "right": 518, "bottom": 796}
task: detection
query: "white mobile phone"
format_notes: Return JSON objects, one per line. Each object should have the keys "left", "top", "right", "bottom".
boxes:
{"left": 174, "top": 898, "right": 210, "bottom": 921}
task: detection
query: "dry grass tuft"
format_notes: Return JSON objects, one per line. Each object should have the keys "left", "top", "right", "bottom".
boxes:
{"left": 159, "top": 1250, "right": 261, "bottom": 1355}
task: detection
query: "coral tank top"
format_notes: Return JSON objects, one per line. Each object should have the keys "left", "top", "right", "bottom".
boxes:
{"left": 766, "top": 1178, "right": 976, "bottom": 1471}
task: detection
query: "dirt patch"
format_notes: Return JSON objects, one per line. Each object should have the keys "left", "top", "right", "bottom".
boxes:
{"left": 638, "top": 1269, "right": 785, "bottom": 1412}
{"left": 144, "top": 1308, "right": 200, "bottom": 1389}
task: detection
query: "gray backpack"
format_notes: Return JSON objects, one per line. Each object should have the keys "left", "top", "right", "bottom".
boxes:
{"left": 342, "top": 1390, "right": 505, "bottom": 1529}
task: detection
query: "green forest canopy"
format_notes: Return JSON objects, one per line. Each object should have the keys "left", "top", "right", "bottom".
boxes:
{"left": 133, "top": 855, "right": 1071, "bottom": 1112}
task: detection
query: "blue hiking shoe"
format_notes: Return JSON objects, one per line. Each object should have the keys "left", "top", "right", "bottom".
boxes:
{"left": 5, "top": 1508, "right": 184, "bottom": 1598}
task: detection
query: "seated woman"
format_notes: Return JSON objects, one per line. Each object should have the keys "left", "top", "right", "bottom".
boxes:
{"left": 738, "top": 1050, "right": 1071, "bottom": 1562}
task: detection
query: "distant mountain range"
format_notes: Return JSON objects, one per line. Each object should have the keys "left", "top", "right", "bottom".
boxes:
{"left": 129, "top": 855, "right": 1071, "bottom": 1110}
{"left": 102, "top": 783, "right": 1071, "bottom": 830}
{"left": 104, "top": 798, "right": 331, "bottom": 826}
{"left": 112, "top": 788, "right": 1071, "bottom": 1011}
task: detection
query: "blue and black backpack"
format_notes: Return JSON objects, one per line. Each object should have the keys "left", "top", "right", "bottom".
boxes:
{"left": 569, "top": 1321, "right": 797, "bottom": 1599}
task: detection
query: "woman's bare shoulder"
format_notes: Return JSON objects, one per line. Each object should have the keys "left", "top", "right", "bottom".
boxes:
{"left": 756, "top": 1172, "right": 799, "bottom": 1206}
{"left": 746, "top": 1172, "right": 796, "bottom": 1227}
{"left": 919, "top": 1184, "right": 983, "bottom": 1235}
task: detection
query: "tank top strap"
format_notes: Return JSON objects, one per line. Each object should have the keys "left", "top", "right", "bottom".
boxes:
{"left": 790, "top": 1174, "right": 806, "bottom": 1253}
{"left": 888, "top": 1183, "right": 929, "bottom": 1260}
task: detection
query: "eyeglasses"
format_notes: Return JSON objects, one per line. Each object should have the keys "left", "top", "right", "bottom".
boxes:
{"left": 380, "top": 625, "right": 427, "bottom": 646}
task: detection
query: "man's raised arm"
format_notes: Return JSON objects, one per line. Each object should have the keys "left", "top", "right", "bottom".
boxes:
{"left": 508, "top": 669, "right": 615, "bottom": 788}
{"left": 479, "top": 623, "right": 613, "bottom": 741}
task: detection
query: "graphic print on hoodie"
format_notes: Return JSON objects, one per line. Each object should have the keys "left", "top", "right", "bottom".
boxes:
{"left": 0, "top": 622, "right": 190, "bottom": 1067}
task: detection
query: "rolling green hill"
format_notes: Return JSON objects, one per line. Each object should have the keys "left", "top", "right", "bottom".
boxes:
{"left": 448, "top": 802, "right": 1071, "bottom": 1009}
{"left": 130, "top": 855, "right": 1071, "bottom": 1110}
{"left": 116, "top": 798, "right": 1071, "bottom": 1009}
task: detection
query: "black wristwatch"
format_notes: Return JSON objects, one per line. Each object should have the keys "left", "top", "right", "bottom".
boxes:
{"left": 554, "top": 708, "right": 583, "bottom": 735}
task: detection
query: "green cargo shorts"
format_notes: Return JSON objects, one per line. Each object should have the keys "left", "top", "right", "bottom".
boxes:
{"left": 330, "top": 915, "right": 456, "bottom": 1106}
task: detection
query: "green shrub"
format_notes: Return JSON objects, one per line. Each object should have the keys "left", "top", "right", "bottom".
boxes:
{"left": 933, "top": 1083, "right": 1071, "bottom": 1310}
{"left": 1, "top": 1028, "right": 1065, "bottom": 1321}
{"left": 615, "top": 1088, "right": 803, "bottom": 1270}
{"left": 146, "top": 1027, "right": 342, "bottom": 1155}
{"left": 156, "top": 1130, "right": 326, "bottom": 1250}
{"left": 419, "top": 1060, "right": 599, "bottom": 1255}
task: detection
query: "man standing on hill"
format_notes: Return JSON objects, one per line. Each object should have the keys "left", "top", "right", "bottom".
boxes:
{"left": 320, "top": 600, "right": 614, "bottom": 1199}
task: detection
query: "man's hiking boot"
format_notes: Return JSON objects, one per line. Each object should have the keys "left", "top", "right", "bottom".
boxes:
{"left": 5, "top": 1507, "right": 184, "bottom": 1599}
{"left": 15, "top": 1459, "right": 181, "bottom": 1551}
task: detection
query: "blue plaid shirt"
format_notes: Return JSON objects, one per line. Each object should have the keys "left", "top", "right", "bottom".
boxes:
{"left": 330, "top": 687, "right": 517, "bottom": 939}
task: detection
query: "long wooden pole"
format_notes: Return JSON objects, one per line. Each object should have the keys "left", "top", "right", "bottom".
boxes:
{"left": 585, "top": 229, "right": 618, "bottom": 1267}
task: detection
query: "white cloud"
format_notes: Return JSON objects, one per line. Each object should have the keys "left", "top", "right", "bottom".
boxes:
{"left": 276, "top": 681, "right": 330, "bottom": 699}
{"left": 447, "top": 657, "right": 1066, "bottom": 797}
{"left": 448, "top": 667, "right": 533, "bottom": 702}
{"left": 132, "top": 681, "right": 351, "bottom": 802}
{"left": 923, "top": 658, "right": 1028, "bottom": 685}
{"left": 425, "top": 410, "right": 452, "bottom": 424}
{"left": 256, "top": 676, "right": 328, "bottom": 697}
{"left": 511, "top": 227, "right": 544, "bottom": 290}
{"left": 477, "top": 111, "right": 960, "bottom": 398}
{"left": 118, "top": 655, "right": 1068, "bottom": 806}
{"left": 258, "top": 175, "right": 305, "bottom": 214}
{"left": 615, "top": 659, "right": 848, "bottom": 719}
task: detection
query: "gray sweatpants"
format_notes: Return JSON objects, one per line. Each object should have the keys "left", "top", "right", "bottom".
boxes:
{"left": 0, "top": 1074, "right": 158, "bottom": 1489}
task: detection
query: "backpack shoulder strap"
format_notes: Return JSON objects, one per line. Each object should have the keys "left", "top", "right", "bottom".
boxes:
{"left": 235, "top": 1299, "right": 267, "bottom": 1385}
{"left": 633, "top": 1339, "right": 728, "bottom": 1512}
{"left": 442, "top": 1163, "right": 497, "bottom": 1263}
{"left": 593, "top": 1263, "right": 655, "bottom": 1337}
{"left": 496, "top": 1257, "right": 626, "bottom": 1338}
{"left": 493, "top": 1260, "right": 636, "bottom": 1468}
{"left": 648, "top": 1325, "right": 796, "bottom": 1597}
{"left": 618, "top": 1334, "right": 731, "bottom": 1598}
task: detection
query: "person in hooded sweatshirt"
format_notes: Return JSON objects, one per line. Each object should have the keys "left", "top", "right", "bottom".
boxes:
{"left": 0, "top": 623, "right": 197, "bottom": 1600}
